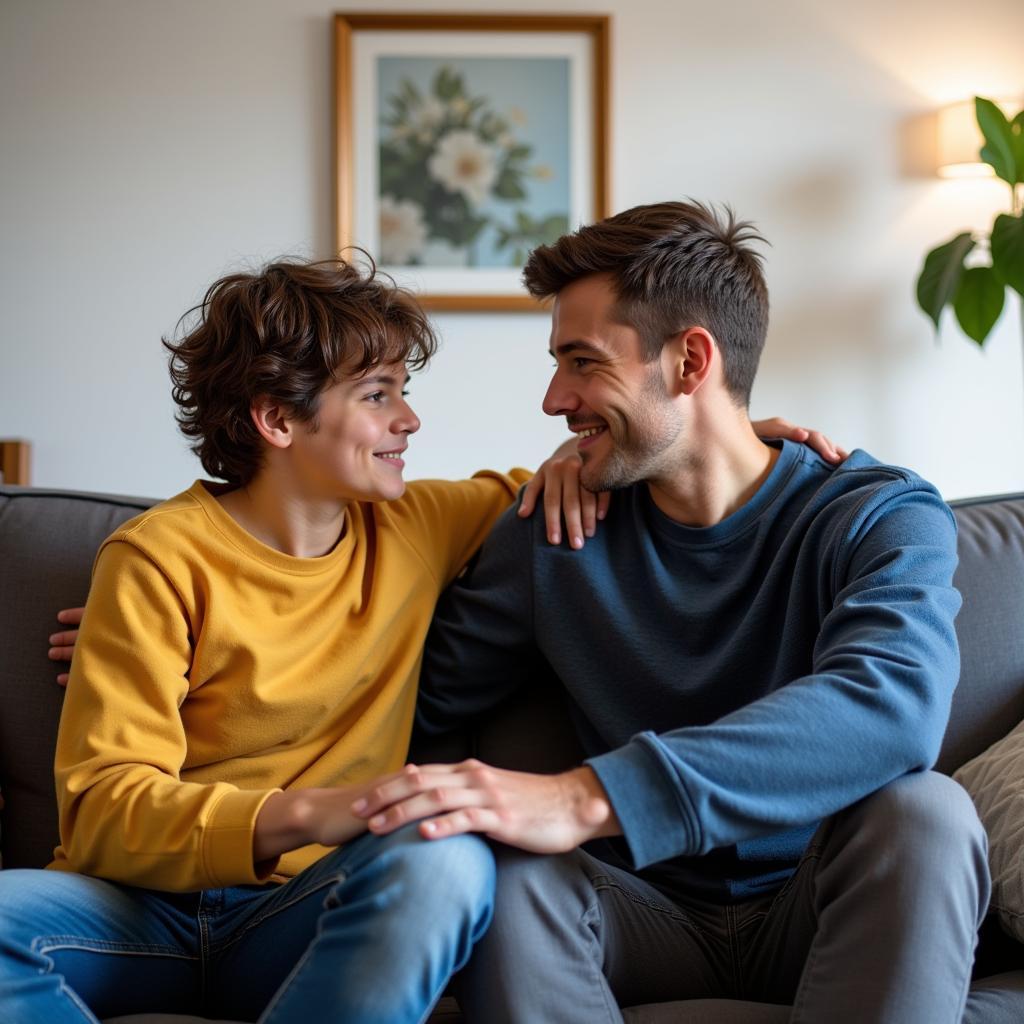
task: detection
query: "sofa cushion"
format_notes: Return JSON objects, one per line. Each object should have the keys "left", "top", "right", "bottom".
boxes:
{"left": 955, "top": 717, "right": 1024, "bottom": 942}
{"left": 0, "top": 486, "right": 155, "bottom": 869}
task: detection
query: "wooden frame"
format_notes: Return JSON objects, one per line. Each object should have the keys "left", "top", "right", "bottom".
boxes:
{"left": 0, "top": 440, "right": 31, "bottom": 485}
{"left": 335, "top": 13, "right": 611, "bottom": 311}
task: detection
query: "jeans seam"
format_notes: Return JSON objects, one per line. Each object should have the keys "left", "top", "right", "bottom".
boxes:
{"left": 208, "top": 873, "right": 347, "bottom": 957}
{"left": 763, "top": 848, "right": 821, "bottom": 920}
{"left": 725, "top": 903, "right": 743, "bottom": 999}
{"left": 197, "top": 890, "right": 212, "bottom": 1011}
{"left": 590, "top": 875, "right": 708, "bottom": 936}
{"left": 32, "top": 935, "right": 195, "bottom": 958}
{"left": 790, "top": 939, "right": 819, "bottom": 1023}
{"left": 580, "top": 900, "right": 623, "bottom": 1023}
{"left": 256, "top": 931, "right": 318, "bottom": 1020}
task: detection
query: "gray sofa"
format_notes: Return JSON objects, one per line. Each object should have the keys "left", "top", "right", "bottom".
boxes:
{"left": 2, "top": 483, "right": 1024, "bottom": 1023}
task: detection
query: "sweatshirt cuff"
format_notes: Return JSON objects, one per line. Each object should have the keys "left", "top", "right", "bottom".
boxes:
{"left": 586, "top": 734, "right": 698, "bottom": 869}
{"left": 202, "top": 787, "right": 280, "bottom": 886}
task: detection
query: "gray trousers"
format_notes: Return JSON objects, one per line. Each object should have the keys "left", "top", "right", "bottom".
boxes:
{"left": 459, "top": 772, "right": 990, "bottom": 1024}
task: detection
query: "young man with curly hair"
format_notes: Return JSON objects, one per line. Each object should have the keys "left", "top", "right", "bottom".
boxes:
{"left": 0, "top": 258, "right": 601, "bottom": 1024}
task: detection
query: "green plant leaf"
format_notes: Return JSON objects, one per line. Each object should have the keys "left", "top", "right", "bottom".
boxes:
{"left": 953, "top": 266, "right": 1005, "bottom": 346}
{"left": 976, "top": 97, "right": 1018, "bottom": 184}
{"left": 1011, "top": 111, "right": 1024, "bottom": 185}
{"left": 992, "top": 213, "right": 1024, "bottom": 296}
{"left": 915, "top": 232, "right": 975, "bottom": 330}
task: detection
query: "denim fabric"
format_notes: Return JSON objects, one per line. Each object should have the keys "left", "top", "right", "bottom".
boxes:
{"left": 0, "top": 824, "right": 494, "bottom": 1024}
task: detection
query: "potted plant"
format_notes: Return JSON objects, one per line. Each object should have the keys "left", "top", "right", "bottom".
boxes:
{"left": 916, "top": 97, "right": 1024, "bottom": 346}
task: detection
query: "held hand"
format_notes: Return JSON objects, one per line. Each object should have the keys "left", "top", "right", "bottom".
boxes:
{"left": 252, "top": 764, "right": 430, "bottom": 865}
{"left": 253, "top": 783, "right": 378, "bottom": 865}
{"left": 351, "top": 760, "right": 621, "bottom": 855}
{"left": 49, "top": 607, "right": 85, "bottom": 687}
{"left": 518, "top": 438, "right": 611, "bottom": 548}
{"left": 752, "top": 417, "right": 848, "bottom": 462}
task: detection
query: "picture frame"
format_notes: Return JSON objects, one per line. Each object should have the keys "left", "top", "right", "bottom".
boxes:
{"left": 334, "top": 13, "right": 611, "bottom": 311}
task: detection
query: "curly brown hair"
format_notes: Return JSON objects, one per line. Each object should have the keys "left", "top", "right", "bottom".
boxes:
{"left": 523, "top": 201, "right": 769, "bottom": 407}
{"left": 164, "top": 256, "right": 437, "bottom": 486}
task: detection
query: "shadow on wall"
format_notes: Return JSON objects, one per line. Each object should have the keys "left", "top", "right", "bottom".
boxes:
{"left": 898, "top": 110, "right": 941, "bottom": 179}
{"left": 768, "top": 162, "right": 864, "bottom": 227}
{"left": 765, "top": 284, "right": 917, "bottom": 457}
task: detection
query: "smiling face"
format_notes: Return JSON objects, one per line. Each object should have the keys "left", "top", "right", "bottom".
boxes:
{"left": 286, "top": 361, "right": 421, "bottom": 503}
{"left": 543, "top": 274, "right": 684, "bottom": 492}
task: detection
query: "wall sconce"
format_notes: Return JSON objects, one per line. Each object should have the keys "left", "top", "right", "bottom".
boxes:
{"left": 937, "top": 97, "right": 1022, "bottom": 178}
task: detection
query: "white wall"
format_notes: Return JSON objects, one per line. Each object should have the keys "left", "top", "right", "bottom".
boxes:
{"left": 2, "top": 0, "right": 1022, "bottom": 500}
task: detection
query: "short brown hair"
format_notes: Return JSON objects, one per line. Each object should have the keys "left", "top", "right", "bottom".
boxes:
{"left": 523, "top": 201, "right": 769, "bottom": 406}
{"left": 164, "top": 256, "right": 437, "bottom": 486}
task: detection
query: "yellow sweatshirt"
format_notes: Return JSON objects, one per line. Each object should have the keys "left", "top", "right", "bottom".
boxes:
{"left": 50, "top": 471, "right": 529, "bottom": 892}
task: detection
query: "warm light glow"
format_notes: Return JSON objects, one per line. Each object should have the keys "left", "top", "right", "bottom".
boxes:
{"left": 937, "top": 97, "right": 1022, "bottom": 178}
{"left": 937, "top": 163, "right": 998, "bottom": 179}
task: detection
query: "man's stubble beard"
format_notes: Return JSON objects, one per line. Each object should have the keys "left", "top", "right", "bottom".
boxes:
{"left": 580, "top": 366, "right": 684, "bottom": 494}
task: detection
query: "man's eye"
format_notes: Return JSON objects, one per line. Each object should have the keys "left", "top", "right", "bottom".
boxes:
{"left": 366, "top": 391, "right": 385, "bottom": 403}
{"left": 574, "top": 358, "right": 592, "bottom": 369}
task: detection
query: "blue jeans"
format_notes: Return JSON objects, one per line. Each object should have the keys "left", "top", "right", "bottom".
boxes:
{"left": 0, "top": 824, "right": 495, "bottom": 1024}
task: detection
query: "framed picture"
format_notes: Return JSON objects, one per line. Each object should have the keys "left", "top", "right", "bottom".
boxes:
{"left": 335, "top": 13, "right": 611, "bottom": 311}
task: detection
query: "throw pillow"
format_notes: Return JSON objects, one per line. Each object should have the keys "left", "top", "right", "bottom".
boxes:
{"left": 954, "top": 718, "right": 1024, "bottom": 942}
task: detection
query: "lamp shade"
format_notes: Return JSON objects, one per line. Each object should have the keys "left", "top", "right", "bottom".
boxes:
{"left": 937, "top": 97, "right": 1023, "bottom": 178}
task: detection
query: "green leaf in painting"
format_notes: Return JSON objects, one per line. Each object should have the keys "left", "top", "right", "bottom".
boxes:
{"left": 400, "top": 78, "right": 422, "bottom": 106}
{"left": 953, "top": 266, "right": 1005, "bottom": 346}
{"left": 494, "top": 169, "right": 527, "bottom": 200}
{"left": 975, "top": 97, "right": 1018, "bottom": 185}
{"left": 433, "top": 66, "right": 463, "bottom": 102}
{"left": 915, "top": 232, "right": 975, "bottom": 330}
{"left": 991, "top": 213, "right": 1024, "bottom": 296}
{"left": 539, "top": 214, "right": 570, "bottom": 242}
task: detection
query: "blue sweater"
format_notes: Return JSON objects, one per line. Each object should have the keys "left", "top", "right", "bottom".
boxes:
{"left": 417, "top": 441, "right": 962, "bottom": 901}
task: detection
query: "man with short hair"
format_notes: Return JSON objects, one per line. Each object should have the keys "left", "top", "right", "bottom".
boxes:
{"left": 354, "top": 201, "right": 989, "bottom": 1023}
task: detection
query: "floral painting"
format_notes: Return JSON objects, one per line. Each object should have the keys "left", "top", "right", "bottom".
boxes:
{"left": 376, "top": 56, "right": 571, "bottom": 269}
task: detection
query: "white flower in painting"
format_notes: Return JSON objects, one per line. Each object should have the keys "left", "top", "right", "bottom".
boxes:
{"left": 379, "top": 195, "right": 427, "bottom": 265}
{"left": 428, "top": 130, "right": 498, "bottom": 207}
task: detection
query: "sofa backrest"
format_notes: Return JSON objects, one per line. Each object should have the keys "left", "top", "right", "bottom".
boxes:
{"left": 2, "top": 485, "right": 1023, "bottom": 870}
{"left": 937, "top": 494, "right": 1024, "bottom": 773}
{"left": 0, "top": 486, "right": 155, "bottom": 869}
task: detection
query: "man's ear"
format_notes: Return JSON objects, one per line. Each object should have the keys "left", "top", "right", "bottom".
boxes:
{"left": 665, "top": 327, "right": 715, "bottom": 397}
{"left": 250, "top": 397, "right": 294, "bottom": 450}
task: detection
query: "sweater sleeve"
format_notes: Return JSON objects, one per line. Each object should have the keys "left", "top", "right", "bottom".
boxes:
{"left": 396, "top": 469, "right": 532, "bottom": 586}
{"left": 54, "top": 539, "right": 279, "bottom": 891}
{"left": 416, "top": 502, "right": 545, "bottom": 735}
{"left": 587, "top": 483, "right": 963, "bottom": 869}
